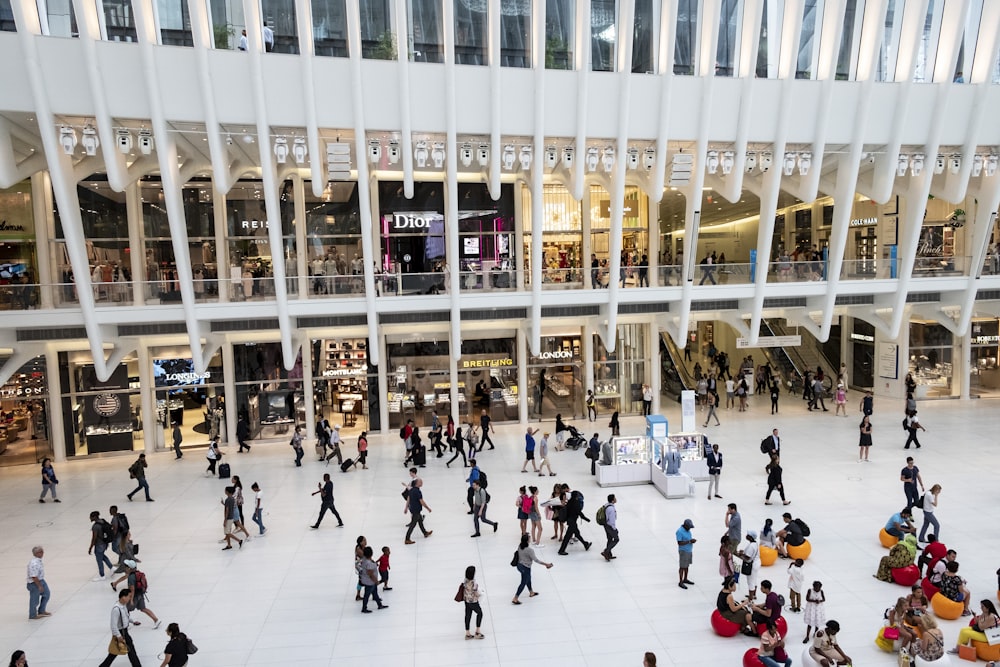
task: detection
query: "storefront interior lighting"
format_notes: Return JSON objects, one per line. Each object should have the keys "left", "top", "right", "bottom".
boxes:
{"left": 705, "top": 150, "right": 719, "bottom": 174}
{"left": 414, "top": 140, "right": 429, "bottom": 168}
{"left": 720, "top": 150, "right": 734, "bottom": 175}
{"left": 798, "top": 152, "right": 811, "bottom": 176}
{"left": 585, "top": 147, "right": 599, "bottom": 172}
{"left": 81, "top": 124, "right": 99, "bottom": 156}
{"left": 367, "top": 139, "right": 382, "bottom": 164}
{"left": 948, "top": 154, "right": 961, "bottom": 175}
{"left": 292, "top": 137, "right": 307, "bottom": 163}
{"left": 625, "top": 147, "right": 639, "bottom": 170}
{"left": 502, "top": 144, "right": 516, "bottom": 170}
{"left": 986, "top": 155, "right": 998, "bottom": 177}
{"left": 562, "top": 146, "right": 574, "bottom": 168}
{"left": 601, "top": 147, "right": 615, "bottom": 173}
{"left": 273, "top": 136, "right": 288, "bottom": 164}
{"left": 460, "top": 142, "right": 474, "bottom": 167}
{"left": 971, "top": 153, "right": 984, "bottom": 177}
{"left": 544, "top": 146, "right": 558, "bottom": 169}
{"left": 782, "top": 152, "right": 796, "bottom": 176}
{"left": 933, "top": 154, "right": 945, "bottom": 175}
{"left": 758, "top": 150, "right": 773, "bottom": 173}
{"left": 897, "top": 154, "right": 910, "bottom": 177}
{"left": 116, "top": 129, "right": 133, "bottom": 154}
{"left": 59, "top": 126, "right": 78, "bottom": 155}
{"left": 431, "top": 142, "right": 446, "bottom": 168}
{"left": 386, "top": 139, "right": 400, "bottom": 164}
{"left": 137, "top": 129, "right": 154, "bottom": 155}
{"left": 518, "top": 145, "right": 532, "bottom": 171}
{"left": 910, "top": 153, "right": 924, "bottom": 176}
{"left": 744, "top": 151, "right": 757, "bottom": 172}
{"left": 477, "top": 143, "right": 489, "bottom": 167}
{"left": 642, "top": 147, "right": 656, "bottom": 171}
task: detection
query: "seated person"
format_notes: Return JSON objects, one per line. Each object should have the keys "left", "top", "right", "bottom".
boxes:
{"left": 751, "top": 580, "right": 783, "bottom": 625}
{"left": 809, "top": 620, "right": 853, "bottom": 667}
{"left": 758, "top": 619, "right": 792, "bottom": 667}
{"left": 716, "top": 575, "right": 756, "bottom": 637}
{"left": 759, "top": 518, "right": 777, "bottom": 549}
{"left": 875, "top": 534, "right": 917, "bottom": 582}
{"left": 939, "top": 561, "right": 973, "bottom": 616}
{"left": 884, "top": 508, "right": 916, "bottom": 539}
{"left": 905, "top": 584, "right": 929, "bottom": 614}
{"left": 899, "top": 614, "right": 944, "bottom": 662}
{"left": 929, "top": 549, "right": 957, "bottom": 585}
{"left": 776, "top": 512, "right": 805, "bottom": 558}
{"left": 917, "top": 534, "right": 948, "bottom": 576}
{"left": 950, "top": 600, "right": 1000, "bottom": 656}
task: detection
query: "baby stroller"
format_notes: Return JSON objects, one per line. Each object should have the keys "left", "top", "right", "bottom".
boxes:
{"left": 564, "top": 424, "right": 586, "bottom": 450}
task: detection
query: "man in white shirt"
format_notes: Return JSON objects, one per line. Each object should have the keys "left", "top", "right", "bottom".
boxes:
{"left": 262, "top": 22, "right": 274, "bottom": 52}
{"left": 237, "top": 29, "right": 248, "bottom": 51}
{"left": 26, "top": 546, "right": 50, "bottom": 619}
{"left": 642, "top": 384, "right": 653, "bottom": 415}
{"left": 325, "top": 424, "right": 343, "bottom": 466}
{"left": 98, "top": 588, "right": 140, "bottom": 666}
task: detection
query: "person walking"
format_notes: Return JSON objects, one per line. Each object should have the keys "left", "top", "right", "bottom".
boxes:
{"left": 764, "top": 455, "right": 790, "bottom": 505}
{"left": 528, "top": 486, "right": 543, "bottom": 545}
{"left": 600, "top": 494, "right": 619, "bottom": 561}
{"left": 586, "top": 389, "right": 597, "bottom": 421}
{"left": 769, "top": 381, "right": 780, "bottom": 414}
{"left": 403, "top": 479, "right": 433, "bottom": 544}
{"left": 236, "top": 413, "right": 251, "bottom": 453}
{"left": 478, "top": 409, "right": 495, "bottom": 451}
{"left": 860, "top": 389, "right": 874, "bottom": 416}
{"left": 465, "top": 459, "right": 480, "bottom": 513}
{"left": 470, "top": 479, "right": 497, "bottom": 537}
{"left": 461, "top": 565, "right": 485, "bottom": 640}
{"left": 26, "top": 546, "right": 50, "bottom": 620}
{"left": 537, "top": 432, "right": 555, "bottom": 477}
{"left": 554, "top": 414, "right": 569, "bottom": 450}
{"left": 126, "top": 454, "right": 153, "bottom": 502}
{"left": 642, "top": 384, "right": 653, "bottom": 415}
{"left": 858, "top": 415, "right": 873, "bottom": 462}
{"left": 588, "top": 432, "right": 601, "bottom": 476}
{"left": 557, "top": 490, "right": 592, "bottom": 555}
{"left": 834, "top": 383, "right": 847, "bottom": 416}
{"left": 310, "top": 473, "right": 344, "bottom": 528}
{"left": 230, "top": 475, "right": 252, "bottom": 540}
{"left": 901, "top": 456, "right": 925, "bottom": 511}
{"left": 9, "top": 651, "right": 28, "bottom": 667}
{"left": 290, "top": 425, "right": 305, "bottom": 466}
{"left": 121, "top": 560, "right": 160, "bottom": 629}
{"left": 171, "top": 421, "right": 183, "bottom": 459}
{"left": 676, "top": 519, "right": 696, "bottom": 589}
{"left": 811, "top": 374, "right": 828, "bottom": 411}
{"left": 446, "top": 423, "right": 468, "bottom": 468}
{"left": 512, "top": 533, "right": 553, "bottom": 604}
{"left": 918, "top": 484, "right": 942, "bottom": 542}
{"left": 38, "top": 458, "right": 59, "bottom": 503}
{"left": 325, "top": 424, "right": 344, "bottom": 465}
{"left": 205, "top": 436, "right": 221, "bottom": 476}
{"left": 159, "top": 623, "right": 191, "bottom": 667}
{"left": 703, "top": 389, "right": 721, "bottom": 427}
{"left": 706, "top": 443, "right": 723, "bottom": 499}
{"left": 521, "top": 427, "right": 540, "bottom": 473}
{"left": 358, "top": 546, "right": 388, "bottom": 613}
{"left": 88, "top": 511, "right": 115, "bottom": 581}
{"left": 609, "top": 411, "right": 620, "bottom": 436}
{"left": 221, "top": 486, "right": 243, "bottom": 550}
{"left": 250, "top": 482, "right": 266, "bottom": 535}
{"left": 97, "top": 589, "right": 141, "bottom": 667}
{"left": 355, "top": 430, "right": 369, "bottom": 469}
{"left": 904, "top": 412, "right": 926, "bottom": 449}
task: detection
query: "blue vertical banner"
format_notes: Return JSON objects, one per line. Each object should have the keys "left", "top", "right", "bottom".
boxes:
{"left": 822, "top": 246, "right": 829, "bottom": 280}
{"left": 749, "top": 249, "right": 757, "bottom": 282}
{"left": 890, "top": 245, "right": 898, "bottom": 278}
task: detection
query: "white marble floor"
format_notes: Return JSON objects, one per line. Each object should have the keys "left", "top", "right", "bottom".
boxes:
{"left": 0, "top": 393, "right": 992, "bottom": 666}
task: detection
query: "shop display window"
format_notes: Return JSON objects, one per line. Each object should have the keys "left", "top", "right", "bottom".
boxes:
{"left": 0, "top": 356, "right": 51, "bottom": 467}
{"left": 305, "top": 182, "right": 364, "bottom": 296}
{"left": 225, "top": 180, "right": 297, "bottom": 301}
{"left": 908, "top": 322, "right": 954, "bottom": 398}
{"left": 593, "top": 325, "right": 649, "bottom": 415}
{"left": 970, "top": 320, "right": 1000, "bottom": 396}
{"left": 460, "top": 337, "right": 519, "bottom": 423}
{"left": 311, "top": 337, "right": 375, "bottom": 432}
{"left": 523, "top": 184, "right": 583, "bottom": 287}
{"left": 233, "top": 342, "right": 303, "bottom": 438}
{"left": 386, "top": 337, "right": 450, "bottom": 429}
{"left": 59, "top": 353, "right": 143, "bottom": 457}
{"left": 0, "top": 180, "right": 40, "bottom": 310}
{"left": 152, "top": 351, "right": 225, "bottom": 447}
{"left": 589, "top": 185, "right": 649, "bottom": 288}
{"left": 528, "top": 334, "right": 583, "bottom": 419}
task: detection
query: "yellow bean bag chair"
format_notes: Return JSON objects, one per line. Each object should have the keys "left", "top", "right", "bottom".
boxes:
{"left": 787, "top": 540, "right": 811, "bottom": 561}
{"left": 974, "top": 639, "right": 1000, "bottom": 662}
{"left": 930, "top": 592, "right": 963, "bottom": 620}
{"left": 874, "top": 626, "right": 898, "bottom": 652}
{"left": 879, "top": 528, "right": 899, "bottom": 548}
{"left": 760, "top": 546, "right": 778, "bottom": 567}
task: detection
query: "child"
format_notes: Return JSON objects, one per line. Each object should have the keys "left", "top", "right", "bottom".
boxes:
{"left": 834, "top": 384, "right": 847, "bottom": 416}
{"left": 803, "top": 580, "right": 827, "bottom": 643}
{"left": 787, "top": 558, "right": 804, "bottom": 612}
{"left": 377, "top": 546, "right": 392, "bottom": 591}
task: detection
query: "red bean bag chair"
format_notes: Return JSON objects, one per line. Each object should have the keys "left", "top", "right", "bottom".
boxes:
{"left": 743, "top": 648, "right": 762, "bottom": 667}
{"left": 756, "top": 616, "right": 788, "bottom": 638}
{"left": 892, "top": 564, "right": 920, "bottom": 587}
{"left": 711, "top": 609, "right": 741, "bottom": 637}
{"left": 921, "top": 577, "right": 940, "bottom": 601}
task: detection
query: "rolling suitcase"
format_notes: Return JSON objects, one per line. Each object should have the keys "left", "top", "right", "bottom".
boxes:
{"left": 218, "top": 462, "right": 231, "bottom": 479}
{"left": 340, "top": 458, "right": 354, "bottom": 473}
{"left": 412, "top": 446, "right": 426, "bottom": 466}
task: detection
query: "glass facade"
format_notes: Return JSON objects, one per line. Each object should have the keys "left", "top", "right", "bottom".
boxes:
{"left": 59, "top": 352, "right": 142, "bottom": 457}
{"left": 102, "top": 0, "right": 137, "bottom": 42}
{"left": 0, "top": 356, "right": 51, "bottom": 467}
{"left": 312, "top": 0, "right": 347, "bottom": 56}
{"left": 524, "top": 184, "right": 583, "bottom": 287}
{"left": 233, "top": 342, "right": 304, "bottom": 439}
{"left": 225, "top": 180, "right": 297, "bottom": 301}
{"left": 0, "top": 181, "right": 39, "bottom": 310}
{"left": 0, "top": 0, "right": 14, "bottom": 32}
{"left": 151, "top": 350, "right": 225, "bottom": 446}
{"left": 386, "top": 337, "right": 451, "bottom": 429}
{"left": 674, "top": 0, "right": 698, "bottom": 75}
{"left": 311, "top": 336, "right": 377, "bottom": 432}
{"left": 545, "top": 0, "right": 574, "bottom": 69}
{"left": 594, "top": 324, "right": 649, "bottom": 415}
{"left": 908, "top": 321, "right": 953, "bottom": 398}
{"left": 261, "top": 0, "right": 298, "bottom": 53}
{"left": 529, "top": 333, "right": 583, "bottom": 419}
{"left": 156, "top": 0, "right": 193, "bottom": 46}
{"left": 305, "top": 182, "right": 363, "bottom": 296}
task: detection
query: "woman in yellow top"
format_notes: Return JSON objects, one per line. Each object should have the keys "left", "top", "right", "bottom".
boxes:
{"left": 949, "top": 599, "right": 1000, "bottom": 660}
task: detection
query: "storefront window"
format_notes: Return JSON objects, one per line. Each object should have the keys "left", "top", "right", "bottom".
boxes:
{"left": 225, "top": 180, "right": 297, "bottom": 301}
{"left": 53, "top": 180, "right": 132, "bottom": 306}
{"left": 970, "top": 319, "right": 1000, "bottom": 397}
{"left": 460, "top": 337, "right": 519, "bottom": 423}
{"left": 59, "top": 353, "right": 142, "bottom": 457}
{"left": 594, "top": 324, "right": 649, "bottom": 415}
{"left": 524, "top": 184, "right": 583, "bottom": 287}
{"left": 850, "top": 319, "right": 875, "bottom": 389}
{"left": 591, "top": 0, "right": 615, "bottom": 72}
{"left": 305, "top": 182, "right": 363, "bottom": 296}
{"left": 454, "top": 0, "right": 486, "bottom": 64}
{"left": 312, "top": 0, "right": 347, "bottom": 56}
{"left": 589, "top": 185, "right": 649, "bottom": 288}
{"left": 908, "top": 322, "right": 953, "bottom": 398}
{"left": 152, "top": 352, "right": 225, "bottom": 449}
{"left": 378, "top": 181, "right": 446, "bottom": 295}
{"left": 360, "top": 0, "right": 394, "bottom": 59}
{"left": 410, "top": 0, "right": 443, "bottom": 62}
{"left": 914, "top": 223, "right": 957, "bottom": 274}
{"left": 261, "top": 0, "right": 298, "bottom": 53}
{"left": 528, "top": 334, "right": 583, "bottom": 419}
{"left": 157, "top": 0, "right": 194, "bottom": 46}
{"left": 233, "top": 342, "right": 303, "bottom": 439}
{"left": 386, "top": 337, "right": 450, "bottom": 429}
{"left": 0, "top": 356, "right": 51, "bottom": 466}
{"left": 103, "top": 0, "right": 137, "bottom": 42}
{"left": 0, "top": 180, "right": 40, "bottom": 310}
{"left": 457, "top": 184, "right": 516, "bottom": 291}
{"left": 311, "top": 336, "right": 376, "bottom": 434}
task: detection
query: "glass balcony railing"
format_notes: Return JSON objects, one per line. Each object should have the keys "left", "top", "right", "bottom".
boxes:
{"left": 912, "top": 255, "right": 971, "bottom": 277}
{"left": 767, "top": 260, "right": 828, "bottom": 283}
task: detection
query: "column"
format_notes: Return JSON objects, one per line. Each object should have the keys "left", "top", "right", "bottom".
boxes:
{"left": 293, "top": 174, "right": 308, "bottom": 298}
{"left": 125, "top": 183, "right": 145, "bottom": 306}
{"left": 136, "top": 343, "right": 157, "bottom": 453}
{"left": 370, "top": 178, "right": 382, "bottom": 280}
{"left": 214, "top": 188, "right": 230, "bottom": 303}
{"left": 517, "top": 326, "right": 528, "bottom": 424}
{"left": 302, "top": 338, "right": 315, "bottom": 438}
{"left": 648, "top": 200, "right": 659, "bottom": 287}
{"left": 583, "top": 327, "right": 594, "bottom": 419}
{"left": 222, "top": 341, "right": 237, "bottom": 447}
{"left": 582, "top": 189, "right": 592, "bottom": 287}
{"left": 44, "top": 346, "right": 66, "bottom": 462}
{"left": 958, "top": 333, "right": 969, "bottom": 399}
{"left": 515, "top": 183, "right": 525, "bottom": 289}
{"left": 648, "top": 319, "right": 660, "bottom": 414}
{"left": 377, "top": 334, "right": 389, "bottom": 433}
{"left": 31, "top": 172, "right": 55, "bottom": 308}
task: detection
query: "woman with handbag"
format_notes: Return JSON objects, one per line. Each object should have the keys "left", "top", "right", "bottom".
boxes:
{"left": 511, "top": 532, "right": 553, "bottom": 605}
{"left": 459, "top": 565, "right": 485, "bottom": 640}
{"left": 717, "top": 576, "right": 756, "bottom": 636}
{"left": 758, "top": 619, "right": 792, "bottom": 667}
{"left": 158, "top": 622, "right": 192, "bottom": 667}
{"left": 900, "top": 613, "right": 944, "bottom": 662}
{"left": 736, "top": 530, "right": 761, "bottom": 601}
{"left": 949, "top": 600, "right": 1000, "bottom": 657}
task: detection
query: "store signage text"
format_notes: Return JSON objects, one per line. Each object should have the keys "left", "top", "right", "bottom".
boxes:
{"left": 736, "top": 335, "right": 801, "bottom": 349}
{"left": 0, "top": 386, "right": 44, "bottom": 397}
{"left": 537, "top": 350, "right": 573, "bottom": 360}
{"left": 165, "top": 371, "right": 211, "bottom": 383}
{"left": 973, "top": 335, "right": 1000, "bottom": 344}
{"left": 850, "top": 333, "right": 875, "bottom": 343}
{"left": 461, "top": 358, "right": 513, "bottom": 369}
{"left": 323, "top": 368, "right": 364, "bottom": 377}
{"left": 241, "top": 220, "right": 270, "bottom": 230}
{"left": 850, "top": 218, "right": 878, "bottom": 227}
{"left": 393, "top": 213, "right": 437, "bottom": 230}
{"left": 0, "top": 220, "right": 26, "bottom": 232}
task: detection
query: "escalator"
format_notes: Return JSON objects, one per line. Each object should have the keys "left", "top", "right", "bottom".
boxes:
{"left": 763, "top": 319, "right": 839, "bottom": 393}
{"left": 659, "top": 332, "right": 694, "bottom": 400}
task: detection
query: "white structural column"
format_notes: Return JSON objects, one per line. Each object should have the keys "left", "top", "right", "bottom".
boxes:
{"left": 240, "top": 0, "right": 294, "bottom": 370}
{"left": 602, "top": 0, "right": 637, "bottom": 351}
{"left": 442, "top": 0, "right": 461, "bottom": 371}
{"left": 292, "top": 0, "right": 326, "bottom": 199}
{"left": 527, "top": 0, "right": 550, "bottom": 357}
{"left": 30, "top": 171, "right": 54, "bottom": 309}
{"left": 136, "top": 342, "right": 157, "bottom": 453}
{"left": 301, "top": 336, "right": 315, "bottom": 440}
{"left": 344, "top": 0, "right": 382, "bottom": 367}
{"left": 487, "top": 0, "right": 501, "bottom": 200}
{"left": 125, "top": 183, "right": 145, "bottom": 307}
{"left": 213, "top": 187, "right": 230, "bottom": 303}
{"left": 570, "top": 0, "right": 590, "bottom": 202}
{"left": 221, "top": 339, "right": 237, "bottom": 446}
{"left": 394, "top": 0, "right": 416, "bottom": 199}
{"left": 647, "top": 0, "right": 678, "bottom": 207}
{"left": 44, "top": 346, "right": 65, "bottom": 462}
{"left": 648, "top": 317, "right": 660, "bottom": 414}
{"left": 748, "top": 0, "right": 804, "bottom": 344}
{"left": 516, "top": 327, "right": 528, "bottom": 423}
{"left": 292, "top": 174, "right": 309, "bottom": 298}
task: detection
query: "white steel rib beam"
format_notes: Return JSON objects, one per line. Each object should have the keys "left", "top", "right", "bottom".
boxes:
{"left": 394, "top": 0, "right": 416, "bottom": 199}
{"left": 527, "top": 0, "right": 546, "bottom": 357}
{"left": 293, "top": 0, "right": 324, "bottom": 198}
{"left": 570, "top": 0, "right": 590, "bottom": 202}
{"left": 0, "top": 116, "right": 46, "bottom": 188}
{"left": 647, "top": 0, "right": 678, "bottom": 206}
{"left": 442, "top": 0, "right": 461, "bottom": 363}
{"left": 486, "top": 0, "right": 501, "bottom": 200}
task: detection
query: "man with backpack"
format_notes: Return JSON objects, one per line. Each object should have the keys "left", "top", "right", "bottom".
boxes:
{"left": 108, "top": 505, "right": 129, "bottom": 565}
{"left": 761, "top": 429, "right": 781, "bottom": 457}
{"left": 465, "top": 460, "right": 482, "bottom": 514}
{"left": 88, "top": 511, "right": 115, "bottom": 581}
{"left": 122, "top": 559, "right": 160, "bottom": 629}
{"left": 776, "top": 513, "right": 809, "bottom": 559}
{"left": 125, "top": 453, "right": 153, "bottom": 502}
{"left": 598, "top": 494, "right": 619, "bottom": 561}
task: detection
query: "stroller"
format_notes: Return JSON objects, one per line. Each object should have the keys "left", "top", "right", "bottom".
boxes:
{"left": 564, "top": 424, "right": 586, "bottom": 450}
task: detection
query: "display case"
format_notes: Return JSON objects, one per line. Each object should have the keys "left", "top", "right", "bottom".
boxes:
{"left": 596, "top": 435, "right": 652, "bottom": 487}
{"left": 650, "top": 436, "right": 695, "bottom": 498}
{"left": 668, "top": 431, "right": 709, "bottom": 480}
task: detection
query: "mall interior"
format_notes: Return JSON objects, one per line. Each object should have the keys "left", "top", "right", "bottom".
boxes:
{"left": 2, "top": 0, "right": 1000, "bottom": 665}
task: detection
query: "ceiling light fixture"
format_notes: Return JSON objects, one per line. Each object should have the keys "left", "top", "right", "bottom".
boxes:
{"left": 705, "top": 150, "right": 719, "bottom": 175}
{"left": 116, "top": 129, "right": 132, "bottom": 155}
{"left": 292, "top": 137, "right": 308, "bottom": 163}
{"left": 273, "top": 136, "right": 288, "bottom": 164}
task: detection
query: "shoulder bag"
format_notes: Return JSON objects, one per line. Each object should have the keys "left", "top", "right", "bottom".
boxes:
{"left": 454, "top": 582, "right": 465, "bottom": 603}
{"left": 985, "top": 625, "right": 1000, "bottom": 646}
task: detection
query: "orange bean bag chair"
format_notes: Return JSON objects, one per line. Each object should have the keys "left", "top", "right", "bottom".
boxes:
{"left": 710, "top": 609, "right": 741, "bottom": 637}
{"left": 743, "top": 648, "right": 761, "bottom": 667}
{"left": 756, "top": 616, "right": 788, "bottom": 638}
{"left": 921, "top": 577, "right": 940, "bottom": 601}
{"left": 879, "top": 528, "right": 899, "bottom": 548}
{"left": 974, "top": 639, "right": 1000, "bottom": 662}
{"left": 760, "top": 546, "right": 778, "bottom": 567}
{"left": 787, "top": 540, "right": 811, "bottom": 561}
{"left": 930, "top": 592, "right": 963, "bottom": 620}
{"left": 892, "top": 564, "right": 920, "bottom": 587}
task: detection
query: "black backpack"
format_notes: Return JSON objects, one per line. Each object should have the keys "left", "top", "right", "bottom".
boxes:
{"left": 399, "top": 426, "right": 408, "bottom": 440}
{"left": 477, "top": 470, "right": 488, "bottom": 489}
{"left": 902, "top": 417, "right": 909, "bottom": 431}
{"left": 760, "top": 438, "right": 772, "bottom": 454}
{"left": 98, "top": 519, "right": 114, "bottom": 544}
{"left": 793, "top": 518, "right": 811, "bottom": 537}
{"left": 112, "top": 513, "right": 130, "bottom": 537}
